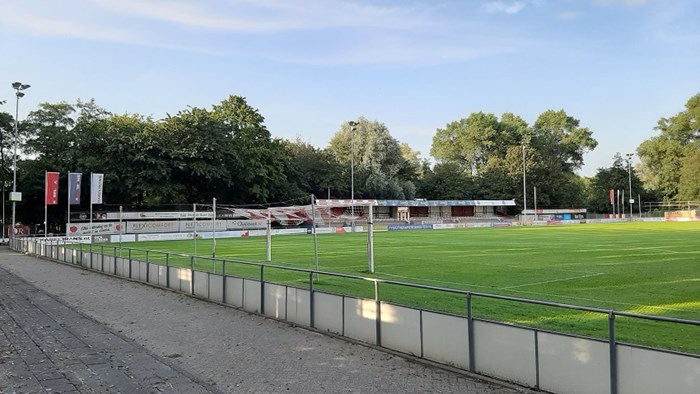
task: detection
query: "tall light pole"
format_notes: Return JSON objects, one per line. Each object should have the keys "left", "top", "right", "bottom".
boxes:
{"left": 626, "top": 153, "right": 634, "bottom": 221}
{"left": 522, "top": 142, "right": 527, "bottom": 225}
{"left": 348, "top": 121, "right": 358, "bottom": 231}
{"left": 11, "top": 82, "right": 30, "bottom": 238}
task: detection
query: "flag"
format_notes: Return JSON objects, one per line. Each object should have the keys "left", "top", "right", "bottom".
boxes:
{"left": 91, "top": 173, "right": 104, "bottom": 204}
{"left": 609, "top": 189, "right": 614, "bottom": 205}
{"left": 68, "top": 172, "right": 82, "bottom": 205}
{"left": 45, "top": 172, "right": 59, "bottom": 205}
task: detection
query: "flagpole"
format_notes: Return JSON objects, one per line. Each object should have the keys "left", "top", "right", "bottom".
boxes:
{"left": 89, "top": 173, "right": 93, "bottom": 244}
{"left": 44, "top": 171, "right": 47, "bottom": 240}
{"left": 67, "top": 172, "right": 71, "bottom": 236}
{"left": 211, "top": 197, "right": 216, "bottom": 258}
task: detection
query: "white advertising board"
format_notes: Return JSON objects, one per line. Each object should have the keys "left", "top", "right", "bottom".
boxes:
{"left": 179, "top": 220, "right": 228, "bottom": 232}
{"left": 104, "top": 211, "right": 213, "bottom": 220}
{"left": 225, "top": 219, "right": 267, "bottom": 229}
{"left": 127, "top": 221, "right": 180, "bottom": 234}
{"left": 67, "top": 222, "right": 123, "bottom": 236}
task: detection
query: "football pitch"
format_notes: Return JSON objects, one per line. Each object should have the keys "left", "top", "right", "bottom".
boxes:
{"left": 120, "top": 221, "right": 700, "bottom": 354}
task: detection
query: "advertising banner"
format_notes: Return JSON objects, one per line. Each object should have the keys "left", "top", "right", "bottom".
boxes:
{"left": 225, "top": 219, "right": 268, "bottom": 229}
{"left": 387, "top": 224, "right": 434, "bottom": 231}
{"left": 104, "top": 211, "right": 212, "bottom": 220}
{"left": 67, "top": 222, "right": 122, "bottom": 235}
{"left": 45, "top": 172, "right": 60, "bottom": 205}
{"left": 90, "top": 173, "right": 104, "bottom": 204}
{"left": 68, "top": 172, "right": 82, "bottom": 205}
{"left": 179, "top": 220, "right": 228, "bottom": 232}
{"left": 126, "top": 221, "right": 180, "bottom": 234}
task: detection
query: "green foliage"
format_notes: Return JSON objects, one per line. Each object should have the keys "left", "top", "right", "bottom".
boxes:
{"left": 428, "top": 110, "right": 597, "bottom": 209}
{"left": 637, "top": 93, "right": 700, "bottom": 199}
{"left": 328, "top": 117, "right": 416, "bottom": 199}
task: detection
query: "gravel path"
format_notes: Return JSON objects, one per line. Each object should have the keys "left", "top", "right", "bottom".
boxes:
{"left": 0, "top": 247, "right": 533, "bottom": 393}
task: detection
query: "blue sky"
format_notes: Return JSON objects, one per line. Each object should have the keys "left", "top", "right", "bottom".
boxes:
{"left": 1, "top": 0, "right": 698, "bottom": 176}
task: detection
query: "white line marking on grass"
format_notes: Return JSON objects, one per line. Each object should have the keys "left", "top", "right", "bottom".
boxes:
{"left": 378, "top": 273, "right": 496, "bottom": 290}
{"left": 503, "top": 289, "right": 695, "bottom": 313}
{"left": 501, "top": 272, "right": 606, "bottom": 289}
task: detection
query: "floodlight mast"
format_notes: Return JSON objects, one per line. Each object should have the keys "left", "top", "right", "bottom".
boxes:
{"left": 11, "top": 82, "right": 30, "bottom": 239}
{"left": 626, "top": 153, "right": 634, "bottom": 221}
{"left": 348, "top": 120, "right": 359, "bottom": 232}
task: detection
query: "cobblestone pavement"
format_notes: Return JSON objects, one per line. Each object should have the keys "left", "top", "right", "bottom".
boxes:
{"left": 0, "top": 247, "right": 535, "bottom": 393}
{"left": 0, "top": 264, "right": 219, "bottom": 394}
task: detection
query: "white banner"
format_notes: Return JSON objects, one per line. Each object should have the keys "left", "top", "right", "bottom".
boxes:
{"left": 225, "top": 219, "right": 267, "bottom": 229}
{"left": 90, "top": 173, "right": 104, "bottom": 204}
{"left": 104, "top": 211, "right": 212, "bottom": 220}
{"left": 127, "top": 221, "right": 180, "bottom": 234}
{"left": 67, "top": 222, "right": 122, "bottom": 235}
{"left": 179, "top": 220, "right": 228, "bottom": 232}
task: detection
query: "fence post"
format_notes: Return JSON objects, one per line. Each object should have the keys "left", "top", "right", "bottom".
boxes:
{"left": 375, "top": 280, "right": 381, "bottom": 346}
{"left": 79, "top": 242, "right": 83, "bottom": 265}
{"left": 190, "top": 255, "right": 195, "bottom": 295}
{"left": 101, "top": 245, "right": 105, "bottom": 271}
{"left": 309, "top": 271, "right": 314, "bottom": 328}
{"left": 609, "top": 311, "right": 618, "bottom": 394}
{"left": 260, "top": 265, "right": 265, "bottom": 315}
{"left": 146, "top": 250, "right": 150, "bottom": 283}
{"left": 222, "top": 259, "right": 227, "bottom": 303}
{"left": 113, "top": 247, "right": 117, "bottom": 275}
{"left": 89, "top": 243, "right": 93, "bottom": 269}
{"left": 166, "top": 253, "right": 170, "bottom": 288}
{"left": 128, "top": 249, "right": 132, "bottom": 279}
{"left": 467, "top": 292, "right": 475, "bottom": 372}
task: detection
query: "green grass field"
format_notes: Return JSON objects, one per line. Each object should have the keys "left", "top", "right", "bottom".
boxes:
{"left": 114, "top": 221, "right": 700, "bottom": 354}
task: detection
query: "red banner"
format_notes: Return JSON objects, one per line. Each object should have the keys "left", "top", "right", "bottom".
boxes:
{"left": 609, "top": 189, "right": 614, "bottom": 205}
{"left": 46, "top": 172, "right": 60, "bottom": 205}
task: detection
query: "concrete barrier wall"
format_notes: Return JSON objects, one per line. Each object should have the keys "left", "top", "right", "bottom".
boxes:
{"left": 225, "top": 277, "right": 243, "bottom": 307}
{"left": 242, "top": 279, "right": 261, "bottom": 313}
{"left": 286, "top": 287, "right": 310, "bottom": 326}
{"left": 19, "top": 242, "right": 700, "bottom": 394}
{"left": 264, "top": 283, "right": 287, "bottom": 320}
{"left": 193, "top": 271, "right": 208, "bottom": 298}
{"left": 209, "top": 274, "right": 224, "bottom": 303}
{"left": 343, "top": 297, "right": 377, "bottom": 344}
{"left": 473, "top": 320, "right": 537, "bottom": 387}
{"left": 618, "top": 344, "right": 700, "bottom": 394}
{"left": 380, "top": 303, "right": 421, "bottom": 356}
{"left": 538, "top": 332, "right": 610, "bottom": 394}
{"left": 422, "top": 311, "right": 469, "bottom": 369}
{"left": 314, "top": 292, "right": 343, "bottom": 335}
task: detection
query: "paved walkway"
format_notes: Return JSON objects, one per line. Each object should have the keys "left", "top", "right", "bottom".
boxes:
{"left": 0, "top": 247, "right": 533, "bottom": 393}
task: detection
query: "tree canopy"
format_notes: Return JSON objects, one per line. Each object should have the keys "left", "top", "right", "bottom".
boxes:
{"left": 637, "top": 93, "right": 700, "bottom": 200}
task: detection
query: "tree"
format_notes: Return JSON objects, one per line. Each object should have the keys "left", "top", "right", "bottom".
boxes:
{"left": 677, "top": 145, "right": 700, "bottom": 200}
{"left": 637, "top": 93, "right": 700, "bottom": 200}
{"left": 415, "top": 162, "right": 475, "bottom": 200}
{"left": 328, "top": 117, "right": 416, "bottom": 199}
{"left": 282, "top": 138, "right": 346, "bottom": 199}
{"left": 588, "top": 154, "right": 647, "bottom": 213}
{"left": 430, "top": 110, "right": 597, "bottom": 209}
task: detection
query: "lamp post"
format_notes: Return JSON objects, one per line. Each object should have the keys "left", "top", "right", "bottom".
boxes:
{"left": 348, "top": 121, "right": 358, "bottom": 232}
{"left": 522, "top": 142, "right": 527, "bottom": 225}
{"left": 11, "top": 82, "right": 30, "bottom": 239}
{"left": 626, "top": 153, "right": 634, "bottom": 221}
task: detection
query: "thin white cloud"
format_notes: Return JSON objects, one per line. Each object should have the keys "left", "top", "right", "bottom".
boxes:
{"left": 595, "top": 0, "right": 660, "bottom": 6}
{"left": 483, "top": 1, "right": 528, "bottom": 14}
{"left": 558, "top": 11, "right": 582, "bottom": 19}
{"left": 90, "top": 0, "right": 429, "bottom": 32}
{"left": 0, "top": 0, "right": 537, "bottom": 67}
